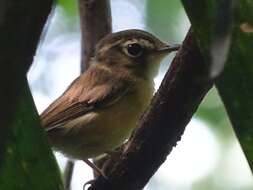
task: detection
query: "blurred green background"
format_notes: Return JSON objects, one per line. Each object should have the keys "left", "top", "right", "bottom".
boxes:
{"left": 27, "top": 0, "right": 253, "bottom": 189}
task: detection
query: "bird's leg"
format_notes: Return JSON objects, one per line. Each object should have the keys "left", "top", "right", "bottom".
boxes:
{"left": 83, "top": 159, "right": 107, "bottom": 179}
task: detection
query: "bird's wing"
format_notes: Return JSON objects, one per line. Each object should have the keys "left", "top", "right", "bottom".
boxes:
{"left": 40, "top": 68, "right": 132, "bottom": 132}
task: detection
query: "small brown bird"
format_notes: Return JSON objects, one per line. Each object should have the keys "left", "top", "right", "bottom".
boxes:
{"left": 40, "top": 29, "right": 179, "bottom": 175}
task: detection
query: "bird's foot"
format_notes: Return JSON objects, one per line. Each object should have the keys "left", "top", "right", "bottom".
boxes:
{"left": 83, "top": 179, "right": 95, "bottom": 190}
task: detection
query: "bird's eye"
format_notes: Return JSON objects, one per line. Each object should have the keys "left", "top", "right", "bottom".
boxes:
{"left": 125, "top": 43, "right": 143, "bottom": 57}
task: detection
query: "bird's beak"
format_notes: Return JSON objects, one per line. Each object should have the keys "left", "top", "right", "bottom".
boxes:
{"left": 157, "top": 44, "right": 181, "bottom": 54}
{"left": 149, "top": 44, "right": 181, "bottom": 67}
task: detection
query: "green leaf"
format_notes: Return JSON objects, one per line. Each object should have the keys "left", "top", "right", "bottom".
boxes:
{"left": 0, "top": 0, "right": 64, "bottom": 188}
{"left": 182, "top": 0, "right": 253, "bottom": 171}
{"left": 0, "top": 81, "right": 64, "bottom": 190}
{"left": 182, "top": 0, "right": 236, "bottom": 76}
{"left": 216, "top": 1, "right": 253, "bottom": 170}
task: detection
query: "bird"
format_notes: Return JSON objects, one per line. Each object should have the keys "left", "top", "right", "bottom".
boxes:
{"left": 40, "top": 29, "right": 179, "bottom": 176}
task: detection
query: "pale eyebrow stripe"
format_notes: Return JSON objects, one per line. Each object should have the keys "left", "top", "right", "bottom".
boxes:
{"left": 123, "top": 39, "right": 155, "bottom": 49}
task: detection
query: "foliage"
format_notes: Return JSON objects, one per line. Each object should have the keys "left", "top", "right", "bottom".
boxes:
{"left": 0, "top": 0, "right": 64, "bottom": 189}
{"left": 0, "top": 82, "right": 63, "bottom": 190}
{"left": 182, "top": 0, "right": 253, "bottom": 171}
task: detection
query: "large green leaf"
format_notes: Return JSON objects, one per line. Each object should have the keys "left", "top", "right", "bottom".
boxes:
{"left": 0, "top": 0, "right": 64, "bottom": 189}
{"left": 182, "top": 0, "right": 253, "bottom": 171}
{"left": 0, "top": 82, "right": 64, "bottom": 190}
{"left": 216, "top": 1, "right": 253, "bottom": 170}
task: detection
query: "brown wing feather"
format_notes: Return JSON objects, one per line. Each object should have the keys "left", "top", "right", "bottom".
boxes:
{"left": 40, "top": 66, "right": 131, "bottom": 131}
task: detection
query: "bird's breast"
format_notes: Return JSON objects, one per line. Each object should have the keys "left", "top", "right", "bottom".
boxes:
{"left": 51, "top": 80, "right": 154, "bottom": 159}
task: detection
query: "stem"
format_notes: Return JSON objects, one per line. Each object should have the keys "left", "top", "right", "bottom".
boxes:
{"left": 79, "top": 0, "right": 112, "bottom": 72}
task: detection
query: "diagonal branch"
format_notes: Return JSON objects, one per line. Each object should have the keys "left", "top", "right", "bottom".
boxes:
{"left": 88, "top": 29, "right": 214, "bottom": 190}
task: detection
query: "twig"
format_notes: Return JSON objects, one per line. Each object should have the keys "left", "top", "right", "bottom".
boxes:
{"left": 64, "top": 160, "right": 75, "bottom": 190}
{"left": 79, "top": 0, "right": 112, "bottom": 71}
{"left": 88, "top": 29, "right": 214, "bottom": 190}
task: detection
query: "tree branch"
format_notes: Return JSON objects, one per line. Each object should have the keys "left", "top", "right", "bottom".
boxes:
{"left": 88, "top": 29, "right": 213, "bottom": 190}
{"left": 79, "top": 0, "right": 112, "bottom": 72}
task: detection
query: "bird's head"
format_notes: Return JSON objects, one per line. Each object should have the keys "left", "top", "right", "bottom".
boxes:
{"left": 94, "top": 29, "right": 180, "bottom": 79}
